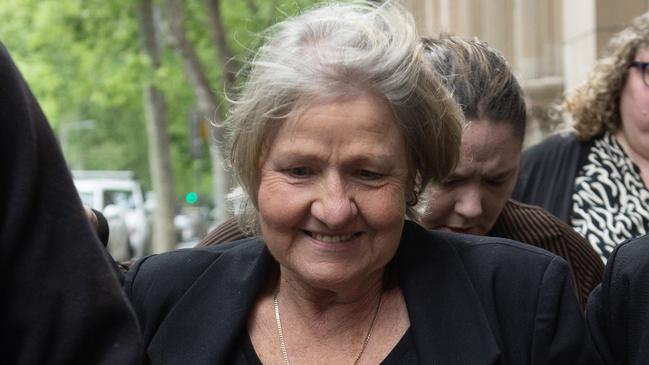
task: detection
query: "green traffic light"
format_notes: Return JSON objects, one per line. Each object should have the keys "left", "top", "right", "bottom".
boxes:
{"left": 185, "top": 191, "right": 198, "bottom": 204}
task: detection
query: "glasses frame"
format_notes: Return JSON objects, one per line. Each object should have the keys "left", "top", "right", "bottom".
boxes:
{"left": 629, "top": 61, "right": 649, "bottom": 87}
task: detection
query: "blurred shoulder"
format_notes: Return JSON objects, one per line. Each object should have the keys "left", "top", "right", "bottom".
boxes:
{"left": 608, "top": 234, "right": 649, "bottom": 274}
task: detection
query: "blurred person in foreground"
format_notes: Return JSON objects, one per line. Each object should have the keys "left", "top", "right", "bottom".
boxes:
{"left": 0, "top": 43, "right": 141, "bottom": 364}
{"left": 126, "top": 2, "right": 598, "bottom": 364}
{"left": 587, "top": 233, "right": 649, "bottom": 364}
{"left": 418, "top": 35, "right": 604, "bottom": 310}
{"left": 513, "top": 12, "right": 649, "bottom": 261}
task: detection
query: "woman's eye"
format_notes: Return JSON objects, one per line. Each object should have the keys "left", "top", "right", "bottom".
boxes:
{"left": 286, "top": 167, "right": 312, "bottom": 178}
{"left": 484, "top": 178, "right": 505, "bottom": 187}
{"left": 358, "top": 170, "right": 384, "bottom": 180}
{"left": 441, "top": 178, "right": 460, "bottom": 187}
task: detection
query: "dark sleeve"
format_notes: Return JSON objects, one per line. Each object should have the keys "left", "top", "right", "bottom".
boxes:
{"left": 123, "top": 249, "right": 224, "bottom": 355}
{"left": 196, "top": 216, "right": 251, "bottom": 247}
{"left": 532, "top": 257, "right": 603, "bottom": 365}
{"left": 0, "top": 43, "right": 142, "bottom": 364}
{"left": 586, "top": 235, "right": 649, "bottom": 365}
{"left": 513, "top": 133, "right": 585, "bottom": 222}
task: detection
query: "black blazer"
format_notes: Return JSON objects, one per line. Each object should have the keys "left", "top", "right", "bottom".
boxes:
{"left": 125, "top": 221, "right": 599, "bottom": 364}
{"left": 587, "top": 234, "right": 649, "bottom": 365}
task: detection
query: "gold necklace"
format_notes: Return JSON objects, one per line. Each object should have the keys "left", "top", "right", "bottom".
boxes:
{"left": 273, "top": 290, "right": 383, "bottom": 365}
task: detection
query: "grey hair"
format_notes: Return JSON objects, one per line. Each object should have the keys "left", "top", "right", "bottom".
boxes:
{"left": 228, "top": 1, "right": 463, "bottom": 234}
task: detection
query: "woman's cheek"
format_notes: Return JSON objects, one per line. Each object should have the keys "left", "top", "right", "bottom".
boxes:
{"left": 360, "top": 184, "right": 407, "bottom": 225}
{"left": 259, "top": 178, "right": 311, "bottom": 227}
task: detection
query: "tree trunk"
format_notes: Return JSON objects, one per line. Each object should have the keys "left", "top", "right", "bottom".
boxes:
{"left": 162, "top": 0, "right": 230, "bottom": 223}
{"left": 203, "top": 0, "right": 237, "bottom": 96}
{"left": 136, "top": 0, "right": 177, "bottom": 253}
{"left": 163, "top": 0, "right": 219, "bottom": 129}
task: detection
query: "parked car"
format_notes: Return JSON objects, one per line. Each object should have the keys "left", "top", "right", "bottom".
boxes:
{"left": 174, "top": 206, "right": 209, "bottom": 245}
{"left": 73, "top": 170, "right": 151, "bottom": 260}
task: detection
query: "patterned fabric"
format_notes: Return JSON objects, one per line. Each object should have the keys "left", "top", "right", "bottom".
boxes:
{"left": 490, "top": 200, "right": 603, "bottom": 310}
{"left": 570, "top": 132, "right": 649, "bottom": 261}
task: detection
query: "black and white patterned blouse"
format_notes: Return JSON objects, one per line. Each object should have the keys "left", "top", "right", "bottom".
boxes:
{"left": 571, "top": 132, "right": 649, "bottom": 261}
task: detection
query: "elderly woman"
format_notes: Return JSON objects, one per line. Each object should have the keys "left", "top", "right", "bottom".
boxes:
{"left": 126, "top": 2, "right": 596, "bottom": 364}
{"left": 514, "top": 12, "right": 649, "bottom": 261}
{"left": 418, "top": 35, "right": 604, "bottom": 311}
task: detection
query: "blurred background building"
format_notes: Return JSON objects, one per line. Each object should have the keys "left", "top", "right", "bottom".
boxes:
{"left": 402, "top": 0, "right": 649, "bottom": 146}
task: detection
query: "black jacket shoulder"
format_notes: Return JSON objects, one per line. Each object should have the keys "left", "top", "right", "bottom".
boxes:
{"left": 396, "top": 224, "right": 597, "bottom": 365}
{"left": 513, "top": 132, "right": 591, "bottom": 221}
{"left": 587, "top": 234, "right": 649, "bottom": 365}
{"left": 124, "top": 238, "right": 267, "bottom": 342}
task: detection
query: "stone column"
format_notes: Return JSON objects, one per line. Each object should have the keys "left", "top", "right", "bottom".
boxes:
{"left": 562, "top": 0, "right": 647, "bottom": 89}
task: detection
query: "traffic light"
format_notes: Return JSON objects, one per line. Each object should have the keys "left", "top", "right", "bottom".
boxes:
{"left": 185, "top": 191, "right": 198, "bottom": 205}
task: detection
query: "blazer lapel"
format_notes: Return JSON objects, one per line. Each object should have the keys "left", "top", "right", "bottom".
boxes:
{"left": 396, "top": 222, "right": 500, "bottom": 364}
{"left": 148, "top": 240, "right": 275, "bottom": 365}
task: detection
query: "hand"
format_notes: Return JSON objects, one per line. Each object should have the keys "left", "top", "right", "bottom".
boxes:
{"left": 84, "top": 206, "right": 99, "bottom": 231}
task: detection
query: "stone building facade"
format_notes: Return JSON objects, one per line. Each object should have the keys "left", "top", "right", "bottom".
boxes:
{"left": 402, "top": 0, "right": 649, "bottom": 145}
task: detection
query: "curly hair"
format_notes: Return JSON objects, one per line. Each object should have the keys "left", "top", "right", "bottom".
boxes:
{"left": 565, "top": 11, "right": 649, "bottom": 140}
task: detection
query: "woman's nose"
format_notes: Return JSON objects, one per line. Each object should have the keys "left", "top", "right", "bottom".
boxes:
{"left": 311, "top": 177, "right": 357, "bottom": 229}
{"left": 455, "top": 187, "right": 483, "bottom": 219}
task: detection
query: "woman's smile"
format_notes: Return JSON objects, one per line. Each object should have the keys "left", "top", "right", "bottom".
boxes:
{"left": 302, "top": 229, "right": 365, "bottom": 251}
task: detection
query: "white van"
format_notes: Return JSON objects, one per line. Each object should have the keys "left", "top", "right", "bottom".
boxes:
{"left": 73, "top": 170, "right": 151, "bottom": 260}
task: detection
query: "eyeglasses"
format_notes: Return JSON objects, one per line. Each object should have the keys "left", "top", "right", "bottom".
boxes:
{"left": 629, "top": 61, "right": 649, "bottom": 86}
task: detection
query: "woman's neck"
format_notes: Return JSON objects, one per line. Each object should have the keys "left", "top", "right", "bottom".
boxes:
{"left": 248, "top": 268, "right": 409, "bottom": 365}
{"left": 275, "top": 267, "right": 385, "bottom": 335}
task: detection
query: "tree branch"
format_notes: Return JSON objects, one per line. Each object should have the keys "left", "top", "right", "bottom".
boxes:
{"left": 203, "top": 0, "right": 237, "bottom": 96}
{"left": 162, "top": 0, "right": 224, "bottom": 144}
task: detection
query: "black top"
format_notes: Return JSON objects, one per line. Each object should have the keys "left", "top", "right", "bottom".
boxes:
{"left": 226, "top": 328, "right": 417, "bottom": 364}
{"left": 513, "top": 132, "right": 592, "bottom": 222}
{"left": 126, "top": 221, "right": 601, "bottom": 364}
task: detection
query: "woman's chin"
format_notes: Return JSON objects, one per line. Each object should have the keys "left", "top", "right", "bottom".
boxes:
{"left": 283, "top": 262, "right": 379, "bottom": 294}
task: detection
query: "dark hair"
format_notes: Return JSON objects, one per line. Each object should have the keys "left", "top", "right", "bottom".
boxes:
{"left": 421, "top": 35, "right": 527, "bottom": 143}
